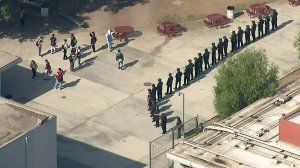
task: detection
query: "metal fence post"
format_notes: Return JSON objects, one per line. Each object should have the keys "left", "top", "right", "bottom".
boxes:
{"left": 149, "top": 141, "right": 152, "bottom": 168}
{"left": 196, "top": 114, "right": 199, "bottom": 133}
{"left": 172, "top": 129, "right": 175, "bottom": 149}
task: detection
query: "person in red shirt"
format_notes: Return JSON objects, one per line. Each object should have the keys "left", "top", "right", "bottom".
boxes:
{"left": 54, "top": 68, "right": 63, "bottom": 90}
{"left": 44, "top": 59, "right": 51, "bottom": 80}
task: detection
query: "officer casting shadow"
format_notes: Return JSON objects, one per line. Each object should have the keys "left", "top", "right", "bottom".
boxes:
{"left": 61, "top": 79, "right": 81, "bottom": 90}
{"left": 167, "top": 116, "right": 177, "bottom": 123}
{"left": 122, "top": 60, "right": 139, "bottom": 70}
{"left": 159, "top": 104, "right": 172, "bottom": 112}
{"left": 158, "top": 99, "right": 170, "bottom": 106}
{"left": 163, "top": 110, "right": 174, "bottom": 117}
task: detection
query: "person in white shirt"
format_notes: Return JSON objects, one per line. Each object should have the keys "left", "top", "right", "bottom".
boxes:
{"left": 106, "top": 29, "right": 113, "bottom": 52}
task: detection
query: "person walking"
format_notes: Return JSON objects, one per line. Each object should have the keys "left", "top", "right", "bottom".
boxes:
{"left": 76, "top": 46, "right": 82, "bottom": 67}
{"left": 50, "top": 34, "right": 57, "bottom": 54}
{"left": 176, "top": 117, "right": 182, "bottom": 138}
{"left": 69, "top": 53, "right": 75, "bottom": 72}
{"left": 198, "top": 53, "right": 203, "bottom": 74}
{"left": 147, "top": 89, "right": 153, "bottom": 111}
{"left": 90, "top": 32, "right": 97, "bottom": 52}
{"left": 211, "top": 43, "right": 217, "bottom": 65}
{"left": 154, "top": 106, "right": 160, "bottom": 127}
{"left": 237, "top": 26, "right": 244, "bottom": 49}
{"left": 106, "top": 30, "right": 113, "bottom": 52}
{"left": 203, "top": 49, "right": 210, "bottom": 70}
{"left": 258, "top": 16, "right": 264, "bottom": 38}
{"left": 223, "top": 36, "right": 228, "bottom": 57}
{"left": 36, "top": 37, "right": 43, "bottom": 56}
{"left": 230, "top": 31, "right": 237, "bottom": 52}
{"left": 188, "top": 59, "right": 194, "bottom": 80}
{"left": 217, "top": 38, "right": 224, "bottom": 60}
{"left": 157, "top": 78, "right": 163, "bottom": 100}
{"left": 245, "top": 25, "right": 251, "bottom": 45}
{"left": 62, "top": 39, "right": 68, "bottom": 60}
{"left": 70, "top": 34, "right": 77, "bottom": 47}
{"left": 251, "top": 21, "right": 257, "bottom": 42}
{"left": 54, "top": 68, "right": 63, "bottom": 90}
{"left": 175, "top": 68, "right": 182, "bottom": 90}
{"left": 161, "top": 113, "right": 167, "bottom": 134}
{"left": 166, "top": 73, "right": 173, "bottom": 94}
{"left": 30, "top": 60, "right": 38, "bottom": 80}
{"left": 116, "top": 49, "right": 124, "bottom": 70}
{"left": 44, "top": 59, "right": 51, "bottom": 80}
{"left": 271, "top": 10, "right": 278, "bottom": 30}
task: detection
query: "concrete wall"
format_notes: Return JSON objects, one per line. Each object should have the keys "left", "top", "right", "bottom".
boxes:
{"left": 0, "top": 117, "right": 57, "bottom": 168}
{"left": 279, "top": 118, "right": 300, "bottom": 147}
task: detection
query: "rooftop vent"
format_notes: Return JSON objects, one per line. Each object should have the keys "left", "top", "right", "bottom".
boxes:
{"left": 275, "top": 95, "right": 291, "bottom": 105}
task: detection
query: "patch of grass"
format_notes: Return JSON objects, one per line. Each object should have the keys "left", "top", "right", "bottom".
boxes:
{"left": 294, "top": 28, "right": 300, "bottom": 59}
{"left": 156, "top": 14, "right": 182, "bottom": 24}
{"left": 235, "top": 3, "right": 247, "bottom": 11}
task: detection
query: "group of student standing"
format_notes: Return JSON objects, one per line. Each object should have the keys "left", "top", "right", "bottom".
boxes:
{"left": 31, "top": 29, "right": 117, "bottom": 90}
{"left": 147, "top": 10, "right": 279, "bottom": 132}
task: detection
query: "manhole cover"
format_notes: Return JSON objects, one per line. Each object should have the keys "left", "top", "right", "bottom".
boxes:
{"left": 4, "top": 95, "right": 13, "bottom": 99}
{"left": 144, "top": 82, "right": 152, "bottom": 86}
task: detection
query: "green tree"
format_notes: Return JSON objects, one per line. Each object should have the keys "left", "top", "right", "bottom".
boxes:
{"left": 214, "top": 48, "right": 279, "bottom": 118}
{"left": 294, "top": 29, "right": 300, "bottom": 59}
{"left": 0, "top": 0, "right": 19, "bottom": 22}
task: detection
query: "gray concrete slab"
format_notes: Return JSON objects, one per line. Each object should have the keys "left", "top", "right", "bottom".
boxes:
{"left": 1, "top": 0, "right": 300, "bottom": 167}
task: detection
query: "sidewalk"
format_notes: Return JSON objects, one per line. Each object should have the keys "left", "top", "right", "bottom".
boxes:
{"left": 1, "top": 0, "right": 300, "bottom": 167}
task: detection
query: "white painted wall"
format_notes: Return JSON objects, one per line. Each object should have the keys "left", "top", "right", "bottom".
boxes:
{"left": 0, "top": 117, "right": 57, "bottom": 168}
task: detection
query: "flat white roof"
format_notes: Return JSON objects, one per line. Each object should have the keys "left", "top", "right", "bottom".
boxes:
{"left": 0, "top": 97, "right": 54, "bottom": 147}
{"left": 168, "top": 84, "right": 300, "bottom": 168}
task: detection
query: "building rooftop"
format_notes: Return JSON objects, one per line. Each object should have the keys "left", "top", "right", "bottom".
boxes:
{"left": 168, "top": 85, "right": 300, "bottom": 168}
{"left": 0, "top": 51, "right": 22, "bottom": 72}
{"left": 0, "top": 97, "right": 54, "bottom": 147}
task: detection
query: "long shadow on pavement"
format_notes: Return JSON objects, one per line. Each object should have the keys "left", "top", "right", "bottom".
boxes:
{"left": 1, "top": 65, "right": 56, "bottom": 103}
{"left": 58, "top": 135, "right": 146, "bottom": 168}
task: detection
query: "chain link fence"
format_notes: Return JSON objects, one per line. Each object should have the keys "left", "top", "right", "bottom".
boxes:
{"left": 149, "top": 116, "right": 202, "bottom": 168}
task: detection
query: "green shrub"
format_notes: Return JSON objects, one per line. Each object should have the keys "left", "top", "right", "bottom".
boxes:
{"left": 294, "top": 29, "right": 300, "bottom": 59}
{"left": 214, "top": 48, "right": 279, "bottom": 118}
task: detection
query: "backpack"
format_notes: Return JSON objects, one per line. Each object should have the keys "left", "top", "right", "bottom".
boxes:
{"left": 58, "top": 73, "right": 63, "bottom": 82}
{"left": 36, "top": 40, "right": 39, "bottom": 47}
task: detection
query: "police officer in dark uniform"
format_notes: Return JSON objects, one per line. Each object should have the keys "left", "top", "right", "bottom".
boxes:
{"left": 223, "top": 36, "right": 228, "bottom": 57}
{"left": 154, "top": 106, "right": 160, "bottom": 127}
{"left": 217, "top": 38, "right": 224, "bottom": 60}
{"left": 157, "top": 78, "right": 163, "bottom": 100}
{"left": 188, "top": 59, "right": 194, "bottom": 80}
{"left": 161, "top": 113, "right": 167, "bottom": 134}
{"left": 166, "top": 73, "right": 173, "bottom": 94}
{"left": 265, "top": 15, "right": 270, "bottom": 34}
{"left": 230, "top": 31, "right": 237, "bottom": 52}
{"left": 175, "top": 68, "right": 182, "bottom": 90}
{"left": 183, "top": 65, "right": 190, "bottom": 85}
{"left": 203, "top": 49, "right": 210, "bottom": 70}
{"left": 245, "top": 25, "right": 251, "bottom": 45}
{"left": 251, "top": 21, "right": 257, "bottom": 42}
{"left": 211, "top": 43, "right": 217, "bottom": 65}
{"left": 147, "top": 89, "right": 152, "bottom": 111}
{"left": 151, "top": 84, "right": 157, "bottom": 103}
{"left": 194, "top": 57, "right": 199, "bottom": 77}
{"left": 271, "top": 10, "right": 278, "bottom": 30}
{"left": 198, "top": 53, "right": 203, "bottom": 74}
{"left": 258, "top": 16, "right": 264, "bottom": 38}
{"left": 237, "top": 26, "right": 244, "bottom": 49}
